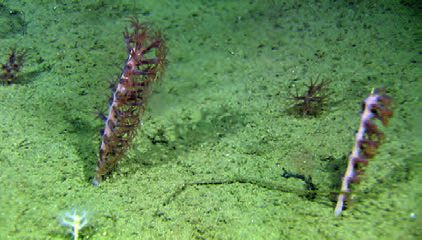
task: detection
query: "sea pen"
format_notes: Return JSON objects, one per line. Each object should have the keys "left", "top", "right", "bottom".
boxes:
{"left": 335, "top": 89, "right": 393, "bottom": 216}
{"left": 94, "top": 18, "right": 167, "bottom": 185}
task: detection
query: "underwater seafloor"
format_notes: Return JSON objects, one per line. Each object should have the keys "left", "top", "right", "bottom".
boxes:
{"left": 0, "top": 0, "right": 420, "bottom": 239}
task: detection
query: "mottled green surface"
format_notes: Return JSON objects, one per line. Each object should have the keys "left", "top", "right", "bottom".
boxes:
{"left": 0, "top": 0, "right": 420, "bottom": 239}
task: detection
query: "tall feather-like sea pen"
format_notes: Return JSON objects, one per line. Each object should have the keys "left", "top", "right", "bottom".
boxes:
{"left": 335, "top": 89, "right": 393, "bottom": 216}
{"left": 94, "top": 18, "right": 167, "bottom": 185}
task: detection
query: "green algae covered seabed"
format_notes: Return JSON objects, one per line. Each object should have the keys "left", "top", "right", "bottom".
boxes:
{"left": 0, "top": 0, "right": 420, "bottom": 239}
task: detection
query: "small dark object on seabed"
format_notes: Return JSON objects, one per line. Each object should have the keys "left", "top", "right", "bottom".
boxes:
{"left": 288, "top": 77, "right": 331, "bottom": 117}
{"left": 1, "top": 48, "right": 27, "bottom": 85}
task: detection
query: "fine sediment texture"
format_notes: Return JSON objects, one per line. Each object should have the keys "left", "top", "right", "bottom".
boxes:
{"left": 0, "top": 1, "right": 418, "bottom": 239}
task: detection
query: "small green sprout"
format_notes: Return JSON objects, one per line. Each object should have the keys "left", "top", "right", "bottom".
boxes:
{"left": 61, "top": 210, "right": 88, "bottom": 240}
